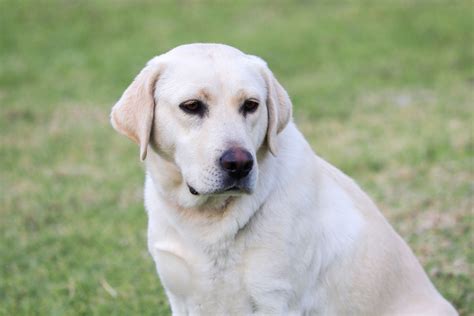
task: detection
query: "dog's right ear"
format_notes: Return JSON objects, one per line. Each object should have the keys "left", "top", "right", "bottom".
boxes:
{"left": 110, "top": 61, "right": 162, "bottom": 161}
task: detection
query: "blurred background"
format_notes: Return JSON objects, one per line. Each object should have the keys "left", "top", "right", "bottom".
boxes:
{"left": 1, "top": 0, "right": 472, "bottom": 315}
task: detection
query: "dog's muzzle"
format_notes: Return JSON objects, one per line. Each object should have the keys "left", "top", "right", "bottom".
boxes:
{"left": 187, "top": 147, "right": 254, "bottom": 196}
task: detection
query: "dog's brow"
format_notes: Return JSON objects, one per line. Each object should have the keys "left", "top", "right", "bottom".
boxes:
{"left": 197, "top": 88, "right": 212, "bottom": 102}
{"left": 235, "top": 90, "right": 246, "bottom": 101}
{"left": 233, "top": 89, "right": 259, "bottom": 104}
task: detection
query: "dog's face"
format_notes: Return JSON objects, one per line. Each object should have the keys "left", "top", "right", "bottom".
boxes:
{"left": 111, "top": 44, "right": 291, "bottom": 199}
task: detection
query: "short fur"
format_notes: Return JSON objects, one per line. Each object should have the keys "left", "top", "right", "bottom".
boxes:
{"left": 111, "top": 43, "right": 457, "bottom": 315}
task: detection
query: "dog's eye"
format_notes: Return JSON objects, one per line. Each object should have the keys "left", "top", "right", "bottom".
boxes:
{"left": 241, "top": 99, "right": 259, "bottom": 115}
{"left": 179, "top": 100, "right": 206, "bottom": 116}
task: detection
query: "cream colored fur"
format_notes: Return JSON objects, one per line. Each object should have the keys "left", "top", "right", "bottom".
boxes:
{"left": 111, "top": 43, "right": 457, "bottom": 315}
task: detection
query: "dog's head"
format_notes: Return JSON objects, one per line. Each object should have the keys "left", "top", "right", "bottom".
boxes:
{"left": 111, "top": 44, "right": 291, "bottom": 199}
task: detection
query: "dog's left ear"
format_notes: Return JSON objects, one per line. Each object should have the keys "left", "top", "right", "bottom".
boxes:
{"left": 251, "top": 56, "right": 292, "bottom": 155}
{"left": 110, "top": 61, "right": 162, "bottom": 161}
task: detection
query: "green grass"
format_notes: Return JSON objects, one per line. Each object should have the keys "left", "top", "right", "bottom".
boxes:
{"left": 1, "top": 0, "right": 472, "bottom": 314}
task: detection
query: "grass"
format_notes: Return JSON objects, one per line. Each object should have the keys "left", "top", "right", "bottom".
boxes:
{"left": 0, "top": 0, "right": 472, "bottom": 315}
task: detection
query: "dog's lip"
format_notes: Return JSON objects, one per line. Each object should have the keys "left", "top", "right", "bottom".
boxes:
{"left": 213, "top": 184, "right": 252, "bottom": 195}
{"left": 187, "top": 184, "right": 199, "bottom": 195}
{"left": 187, "top": 183, "right": 252, "bottom": 196}
{"left": 225, "top": 186, "right": 240, "bottom": 192}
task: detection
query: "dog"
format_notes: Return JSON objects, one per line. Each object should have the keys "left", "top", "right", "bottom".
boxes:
{"left": 110, "top": 43, "right": 457, "bottom": 315}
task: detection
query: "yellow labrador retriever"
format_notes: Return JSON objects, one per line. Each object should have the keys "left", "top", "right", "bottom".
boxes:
{"left": 111, "top": 43, "right": 457, "bottom": 315}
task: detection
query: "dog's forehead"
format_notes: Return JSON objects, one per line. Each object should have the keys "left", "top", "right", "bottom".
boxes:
{"left": 158, "top": 45, "right": 264, "bottom": 94}
{"left": 165, "top": 43, "right": 247, "bottom": 60}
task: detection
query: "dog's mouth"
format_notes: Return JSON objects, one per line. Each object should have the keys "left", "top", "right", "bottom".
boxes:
{"left": 188, "top": 185, "right": 199, "bottom": 195}
{"left": 187, "top": 184, "right": 251, "bottom": 196}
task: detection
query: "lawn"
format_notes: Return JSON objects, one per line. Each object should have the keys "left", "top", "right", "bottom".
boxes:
{"left": 0, "top": 0, "right": 472, "bottom": 315}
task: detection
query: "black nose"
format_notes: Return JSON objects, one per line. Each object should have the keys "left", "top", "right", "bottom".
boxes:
{"left": 219, "top": 147, "right": 254, "bottom": 179}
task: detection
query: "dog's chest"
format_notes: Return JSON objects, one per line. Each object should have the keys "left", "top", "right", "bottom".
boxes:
{"left": 150, "top": 232, "right": 254, "bottom": 313}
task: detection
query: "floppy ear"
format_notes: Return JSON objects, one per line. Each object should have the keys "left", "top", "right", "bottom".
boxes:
{"left": 110, "top": 62, "right": 162, "bottom": 161}
{"left": 260, "top": 65, "right": 292, "bottom": 156}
